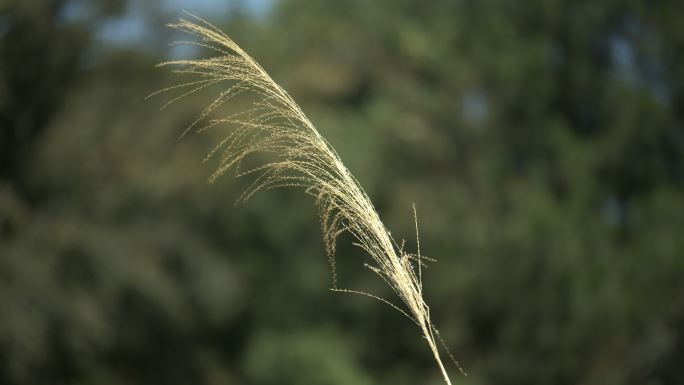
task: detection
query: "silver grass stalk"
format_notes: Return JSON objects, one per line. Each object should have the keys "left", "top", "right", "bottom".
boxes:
{"left": 151, "top": 14, "right": 464, "bottom": 384}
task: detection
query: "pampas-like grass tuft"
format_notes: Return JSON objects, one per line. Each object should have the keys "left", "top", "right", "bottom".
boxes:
{"left": 150, "top": 13, "right": 465, "bottom": 384}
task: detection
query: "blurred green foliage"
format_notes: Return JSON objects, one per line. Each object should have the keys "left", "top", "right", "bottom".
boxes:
{"left": 1, "top": 0, "right": 683, "bottom": 384}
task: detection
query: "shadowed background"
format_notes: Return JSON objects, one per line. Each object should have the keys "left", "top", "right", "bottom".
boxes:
{"left": 1, "top": 1, "right": 683, "bottom": 384}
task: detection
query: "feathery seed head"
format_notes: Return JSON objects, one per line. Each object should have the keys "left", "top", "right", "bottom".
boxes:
{"left": 151, "top": 13, "right": 465, "bottom": 383}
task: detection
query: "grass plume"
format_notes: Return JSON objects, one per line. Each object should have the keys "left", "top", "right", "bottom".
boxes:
{"left": 150, "top": 13, "right": 465, "bottom": 384}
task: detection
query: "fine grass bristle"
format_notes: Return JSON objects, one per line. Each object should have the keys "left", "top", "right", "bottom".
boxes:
{"left": 151, "top": 12, "right": 465, "bottom": 384}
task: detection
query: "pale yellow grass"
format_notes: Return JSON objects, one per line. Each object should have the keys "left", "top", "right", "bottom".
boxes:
{"left": 150, "top": 13, "right": 465, "bottom": 384}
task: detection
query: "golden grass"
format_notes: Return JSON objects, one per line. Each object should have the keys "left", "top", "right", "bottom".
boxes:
{"left": 150, "top": 13, "right": 465, "bottom": 384}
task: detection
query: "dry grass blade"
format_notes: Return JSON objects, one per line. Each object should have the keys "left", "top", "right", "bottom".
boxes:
{"left": 151, "top": 13, "right": 465, "bottom": 384}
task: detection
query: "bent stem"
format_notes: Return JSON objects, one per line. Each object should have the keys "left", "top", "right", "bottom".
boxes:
{"left": 427, "top": 330, "right": 452, "bottom": 385}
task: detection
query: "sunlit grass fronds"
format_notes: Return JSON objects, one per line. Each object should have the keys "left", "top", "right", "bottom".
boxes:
{"left": 151, "top": 13, "right": 464, "bottom": 384}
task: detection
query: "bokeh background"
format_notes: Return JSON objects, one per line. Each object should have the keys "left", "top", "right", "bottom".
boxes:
{"left": 1, "top": 0, "right": 683, "bottom": 384}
